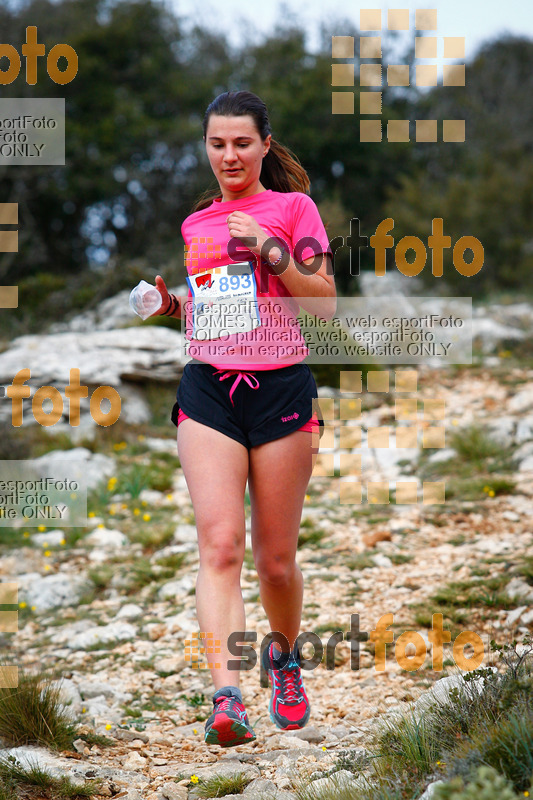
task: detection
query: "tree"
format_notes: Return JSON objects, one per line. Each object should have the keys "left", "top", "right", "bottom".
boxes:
{"left": 384, "top": 35, "right": 533, "bottom": 294}
{"left": 0, "top": 0, "right": 232, "bottom": 281}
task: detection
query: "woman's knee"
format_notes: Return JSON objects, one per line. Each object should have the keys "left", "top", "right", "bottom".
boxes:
{"left": 255, "top": 554, "right": 297, "bottom": 586}
{"left": 197, "top": 523, "right": 244, "bottom": 572}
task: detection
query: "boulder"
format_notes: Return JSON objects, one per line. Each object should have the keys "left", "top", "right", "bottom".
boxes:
{"left": 23, "top": 572, "right": 93, "bottom": 612}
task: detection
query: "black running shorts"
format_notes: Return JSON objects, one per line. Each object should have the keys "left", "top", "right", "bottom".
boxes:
{"left": 170, "top": 361, "right": 324, "bottom": 449}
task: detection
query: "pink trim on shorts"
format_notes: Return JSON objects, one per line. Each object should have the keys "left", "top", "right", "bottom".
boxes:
{"left": 177, "top": 408, "right": 319, "bottom": 432}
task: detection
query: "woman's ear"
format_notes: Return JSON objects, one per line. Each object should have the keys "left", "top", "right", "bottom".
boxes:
{"left": 263, "top": 134, "right": 272, "bottom": 157}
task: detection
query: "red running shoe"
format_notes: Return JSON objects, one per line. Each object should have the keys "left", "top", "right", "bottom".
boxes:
{"left": 262, "top": 641, "right": 310, "bottom": 730}
{"left": 204, "top": 687, "right": 256, "bottom": 747}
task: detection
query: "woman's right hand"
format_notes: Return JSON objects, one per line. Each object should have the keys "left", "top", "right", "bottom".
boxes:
{"left": 153, "top": 275, "right": 171, "bottom": 315}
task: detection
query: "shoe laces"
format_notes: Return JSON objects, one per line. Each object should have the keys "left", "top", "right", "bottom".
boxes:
{"left": 277, "top": 656, "right": 303, "bottom": 704}
{"left": 214, "top": 694, "right": 239, "bottom": 713}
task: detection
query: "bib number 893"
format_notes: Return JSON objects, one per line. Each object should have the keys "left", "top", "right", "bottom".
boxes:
{"left": 219, "top": 273, "right": 252, "bottom": 292}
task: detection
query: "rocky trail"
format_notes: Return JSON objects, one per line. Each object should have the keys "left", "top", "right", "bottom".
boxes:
{"left": 1, "top": 359, "right": 533, "bottom": 799}
{"left": 1, "top": 292, "right": 532, "bottom": 798}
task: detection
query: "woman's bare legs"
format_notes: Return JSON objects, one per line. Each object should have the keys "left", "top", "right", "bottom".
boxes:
{"left": 177, "top": 418, "right": 249, "bottom": 691}
{"left": 248, "top": 430, "right": 316, "bottom": 655}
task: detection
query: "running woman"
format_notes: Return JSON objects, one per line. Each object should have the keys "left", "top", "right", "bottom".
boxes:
{"left": 151, "top": 90, "right": 336, "bottom": 747}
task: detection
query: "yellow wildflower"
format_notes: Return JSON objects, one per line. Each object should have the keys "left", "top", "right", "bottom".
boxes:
{"left": 19, "top": 602, "right": 27, "bottom": 608}
{"left": 44, "top": 550, "right": 51, "bottom": 557}
{"left": 38, "top": 525, "right": 46, "bottom": 532}
{"left": 143, "top": 513, "right": 151, "bottom": 521}
{"left": 190, "top": 776, "right": 199, "bottom": 784}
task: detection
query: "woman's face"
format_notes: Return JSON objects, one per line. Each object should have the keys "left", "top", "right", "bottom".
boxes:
{"left": 204, "top": 114, "right": 271, "bottom": 199}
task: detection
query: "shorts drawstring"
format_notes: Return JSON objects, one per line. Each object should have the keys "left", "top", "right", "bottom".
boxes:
{"left": 213, "top": 369, "right": 260, "bottom": 405}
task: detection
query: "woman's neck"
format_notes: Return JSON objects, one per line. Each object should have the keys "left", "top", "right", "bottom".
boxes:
{"left": 220, "top": 181, "right": 268, "bottom": 203}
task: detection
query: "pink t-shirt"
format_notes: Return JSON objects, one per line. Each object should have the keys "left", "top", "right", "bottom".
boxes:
{"left": 181, "top": 189, "right": 332, "bottom": 370}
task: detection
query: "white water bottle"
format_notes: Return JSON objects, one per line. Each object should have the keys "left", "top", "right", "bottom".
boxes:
{"left": 129, "top": 280, "right": 163, "bottom": 320}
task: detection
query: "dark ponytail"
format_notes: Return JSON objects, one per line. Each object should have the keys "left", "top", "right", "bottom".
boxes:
{"left": 191, "top": 91, "right": 310, "bottom": 212}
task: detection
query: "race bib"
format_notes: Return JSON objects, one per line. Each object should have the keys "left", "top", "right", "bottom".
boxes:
{"left": 186, "top": 261, "right": 261, "bottom": 341}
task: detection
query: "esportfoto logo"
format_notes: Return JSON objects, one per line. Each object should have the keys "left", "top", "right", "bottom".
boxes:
{"left": 332, "top": 8, "right": 466, "bottom": 143}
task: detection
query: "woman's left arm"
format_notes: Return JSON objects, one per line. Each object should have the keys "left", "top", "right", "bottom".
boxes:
{"left": 226, "top": 211, "right": 337, "bottom": 319}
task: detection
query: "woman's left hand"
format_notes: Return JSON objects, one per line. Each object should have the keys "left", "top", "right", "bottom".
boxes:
{"left": 226, "top": 212, "right": 269, "bottom": 254}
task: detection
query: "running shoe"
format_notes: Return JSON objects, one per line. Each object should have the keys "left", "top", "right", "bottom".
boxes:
{"left": 262, "top": 640, "right": 310, "bottom": 730}
{"left": 204, "top": 686, "right": 256, "bottom": 747}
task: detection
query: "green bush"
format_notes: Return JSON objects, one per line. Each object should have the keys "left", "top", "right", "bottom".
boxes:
{"left": 0, "top": 667, "right": 78, "bottom": 750}
{"left": 434, "top": 765, "right": 518, "bottom": 800}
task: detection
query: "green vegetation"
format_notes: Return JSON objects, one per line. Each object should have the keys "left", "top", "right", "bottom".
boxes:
{"left": 184, "top": 692, "right": 211, "bottom": 721}
{"left": 344, "top": 553, "right": 376, "bottom": 571}
{"left": 155, "top": 552, "right": 187, "bottom": 570}
{"left": 419, "top": 424, "right": 517, "bottom": 502}
{"left": 291, "top": 642, "right": 533, "bottom": 800}
{"left": 125, "top": 556, "right": 176, "bottom": 594}
{"left": 408, "top": 551, "right": 533, "bottom": 640}
{"left": 0, "top": 753, "right": 102, "bottom": 799}
{"left": 516, "top": 556, "right": 533, "bottom": 585}
{"left": 410, "top": 573, "right": 514, "bottom": 634}
{"left": 312, "top": 621, "right": 345, "bottom": 636}
{"left": 127, "top": 522, "right": 175, "bottom": 550}
{"left": 434, "top": 766, "right": 519, "bottom": 800}
{"left": 0, "top": 667, "right": 91, "bottom": 752}
{"left": 298, "top": 527, "right": 326, "bottom": 547}
{"left": 190, "top": 772, "right": 254, "bottom": 798}
{"left": 185, "top": 692, "right": 206, "bottom": 708}
{"left": 449, "top": 426, "right": 502, "bottom": 462}
{"left": 389, "top": 553, "right": 414, "bottom": 566}
{"left": 87, "top": 564, "right": 114, "bottom": 593}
